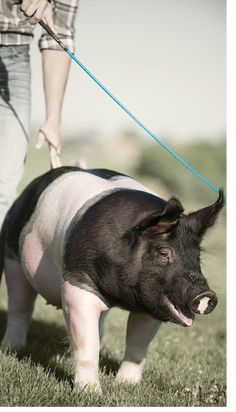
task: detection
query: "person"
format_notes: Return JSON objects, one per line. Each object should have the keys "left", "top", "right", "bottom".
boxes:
{"left": 0, "top": 0, "right": 78, "bottom": 229}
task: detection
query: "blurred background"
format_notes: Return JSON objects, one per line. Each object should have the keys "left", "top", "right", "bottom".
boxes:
{"left": 31, "top": 0, "right": 226, "bottom": 139}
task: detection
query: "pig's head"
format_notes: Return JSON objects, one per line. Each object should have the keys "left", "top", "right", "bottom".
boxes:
{"left": 124, "top": 190, "right": 225, "bottom": 327}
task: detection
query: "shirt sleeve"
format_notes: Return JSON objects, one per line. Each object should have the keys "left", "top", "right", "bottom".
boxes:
{"left": 38, "top": 0, "right": 79, "bottom": 52}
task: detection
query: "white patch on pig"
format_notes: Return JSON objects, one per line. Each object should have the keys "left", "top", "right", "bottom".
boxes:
{"left": 197, "top": 297, "right": 210, "bottom": 314}
{"left": 111, "top": 175, "right": 157, "bottom": 195}
{"left": 19, "top": 171, "right": 158, "bottom": 306}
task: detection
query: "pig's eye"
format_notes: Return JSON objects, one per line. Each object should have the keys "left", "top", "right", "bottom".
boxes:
{"left": 157, "top": 248, "right": 171, "bottom": 259}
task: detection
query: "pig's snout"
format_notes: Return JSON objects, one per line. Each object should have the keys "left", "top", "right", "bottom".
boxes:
{"left": 189, "top": 290, "right": 218, "bottom": 315}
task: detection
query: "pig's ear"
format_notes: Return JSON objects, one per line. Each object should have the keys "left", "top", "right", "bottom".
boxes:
{"left": 184, "top": 189, "right": 225, "bottom": 239}
{"left": 125, "top": 198, "right": 184, "bottom": 240}
{"left": 141, "top": 198, "right": 184, "bottom": 234}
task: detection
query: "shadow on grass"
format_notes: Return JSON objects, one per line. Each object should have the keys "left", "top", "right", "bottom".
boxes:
{"left": 0, "top": 310, "right": 120, "bottom": 385}
{"left": 99, "top": 352, "right": 120, "bottom": 376}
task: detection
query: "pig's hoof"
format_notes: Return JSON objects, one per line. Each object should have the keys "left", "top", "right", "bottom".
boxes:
{"left": 116, "top": 374, "right": 141, "bottom": 385}
{"left": 116, "top": 360, "right": 144, "bottom": 384}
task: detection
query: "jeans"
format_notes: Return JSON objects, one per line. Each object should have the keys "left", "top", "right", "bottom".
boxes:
{"left": 0, "top": 45, "right": 31, "bottom": 228}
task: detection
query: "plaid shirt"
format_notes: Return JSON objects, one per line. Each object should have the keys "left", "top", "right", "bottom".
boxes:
{"left": 0, "top": 0, "right": 78, "bottom": 51}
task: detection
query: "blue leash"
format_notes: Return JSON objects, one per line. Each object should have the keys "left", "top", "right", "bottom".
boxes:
{"left": 39, "top": 21, "right": 224, "bottom": 197}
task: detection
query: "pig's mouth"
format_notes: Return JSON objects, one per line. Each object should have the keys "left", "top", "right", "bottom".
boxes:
{"left": 162, "top": 295, "right": 194, "bottom": 327}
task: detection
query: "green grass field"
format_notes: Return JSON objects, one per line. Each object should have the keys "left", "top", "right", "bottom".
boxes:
{"left": 0, "top": 140, "right": 226, "bottom": 406}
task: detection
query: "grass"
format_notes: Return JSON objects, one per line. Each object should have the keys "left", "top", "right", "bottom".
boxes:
{"left": 0, "top": 140, "right": 226, "bottom": 406}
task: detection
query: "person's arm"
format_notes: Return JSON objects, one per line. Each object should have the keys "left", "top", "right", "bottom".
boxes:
{"left": 21, "top": 0, "right": 78, "bottom": 168}
{"left": 36, "top": 0, "right": 78, "bottom": 168}
{"left": 35, "top": 50, "right": 71, "bottom": 168}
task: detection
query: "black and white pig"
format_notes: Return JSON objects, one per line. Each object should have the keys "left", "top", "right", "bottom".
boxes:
{"left": 0, "top": 166, "right": 224, "bottom": 392}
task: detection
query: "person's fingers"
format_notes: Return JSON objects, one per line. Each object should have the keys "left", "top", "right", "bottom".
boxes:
{"left": 38, "top": 127, "right": 61, "bottom": 152}
{"left": 35, "top": 129, "right": 46, "bottom": 149}
{"left": 20, "top": 0, "right": 32, "bottom": 12}
{"left": 49, "top": 145, "right": 62, "bottom": 169}
{"left": 37, "top": 127, "right": 61, "bottom": 168}
{"left": 30, "top": 1, "right": 48, "bottom": 24}
{"left": 23, "top": 0, "right": 43, "bottom": 18}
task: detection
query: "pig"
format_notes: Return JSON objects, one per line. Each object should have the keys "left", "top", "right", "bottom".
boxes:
{"left": 0, "top": 166, "right": 224, "bottom": 392}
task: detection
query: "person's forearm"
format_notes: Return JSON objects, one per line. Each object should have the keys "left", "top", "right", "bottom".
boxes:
{"left": 42, "top": 49, "right": 71, "bottom": 129}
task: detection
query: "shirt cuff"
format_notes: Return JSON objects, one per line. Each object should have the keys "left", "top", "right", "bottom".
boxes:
{"left": 38, "top": 33, "right": 75, "bottom": 52}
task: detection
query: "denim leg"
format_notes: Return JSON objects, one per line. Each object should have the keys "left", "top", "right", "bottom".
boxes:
{"left": 0, "top": 45, "right": 31, "bottom": 228}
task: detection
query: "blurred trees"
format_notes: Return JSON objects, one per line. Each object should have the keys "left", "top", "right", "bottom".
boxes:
{"left": 134, "top": 139, "right": 226, "bottom": 203}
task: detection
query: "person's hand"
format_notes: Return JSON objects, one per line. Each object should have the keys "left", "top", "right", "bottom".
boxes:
{"left": 35, "top": 120, "right": 62, "bottom": 169}
{"left": 20, "top": 0, "right": 56, "bottom": 31}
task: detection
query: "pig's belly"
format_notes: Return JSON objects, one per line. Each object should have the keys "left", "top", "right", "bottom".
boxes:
{"left": 20, "top": 231, "right": 62, "bottom": 308}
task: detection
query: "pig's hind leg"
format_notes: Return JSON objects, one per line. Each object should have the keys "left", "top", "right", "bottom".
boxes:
{"left": 116, "top": 312, "right": 161, "bottom": 384}
{"left": 1, "top": 257, "right": 37, "bottom": 350}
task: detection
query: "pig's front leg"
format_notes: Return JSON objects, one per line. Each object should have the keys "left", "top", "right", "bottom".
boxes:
{"left": 62, "top": 281, "right": 109, "bottom": 393}
{"left": 116, "top": 312, "right": 161, "bottom": 384}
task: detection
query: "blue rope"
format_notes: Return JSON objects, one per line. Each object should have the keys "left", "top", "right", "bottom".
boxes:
{"left": 39, "top": 21, "right": 224, "bottom": 197}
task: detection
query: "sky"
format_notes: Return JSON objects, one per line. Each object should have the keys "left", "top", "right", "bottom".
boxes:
{"left": 30, "top": 0, "right": 226, "bottom": 141}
